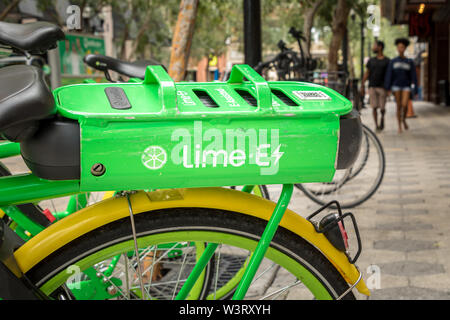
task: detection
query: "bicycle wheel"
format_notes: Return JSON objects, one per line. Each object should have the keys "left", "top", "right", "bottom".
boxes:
{"left": 257, "top": 62, "right": 280, "bottom": 81}
{"left": 297, "top": 125, "right": 385, "bottom": 208}
{"left": 0, "top": 160, "right": 55, "bottom": 232}
{"left": 0, "top": 154, "right": 112, "bottom": 239}
{"left": 207, "top": 184, "right": 270, "bottom": 299}
{"left": 294, "top": 130, "right": 370, "bottom": 197}
{"left": 25, "top": 208, "right": 355, "bottom": 300}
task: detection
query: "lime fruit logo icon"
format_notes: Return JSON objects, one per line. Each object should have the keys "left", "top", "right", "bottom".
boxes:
{"left": 142, "top": 146, "right": 167, "bottom": 170}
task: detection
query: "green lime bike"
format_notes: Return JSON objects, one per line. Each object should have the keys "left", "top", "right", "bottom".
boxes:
{"left": 0, "top": 21, "right": 368, "bottom": 300}
{"left": 0, "top": 147, "right": 271, "bottom": 300}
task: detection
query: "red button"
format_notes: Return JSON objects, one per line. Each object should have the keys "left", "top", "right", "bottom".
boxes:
{"left": 43, "top": 208, "right": 56, "bottom": 223}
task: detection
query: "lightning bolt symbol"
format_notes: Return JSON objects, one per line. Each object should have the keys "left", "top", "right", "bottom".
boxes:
{"left": 272, "top": 144, "right": 284, "bottom": 165}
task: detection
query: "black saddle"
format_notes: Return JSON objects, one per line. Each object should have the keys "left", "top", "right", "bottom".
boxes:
{"left": 0, "top": 21, "right": 65, "bottom": 54}
{"left": 0, "top": 65, "right": 55, "bottom": 142}
{"left": 84, "top": 54, "right": 164, "bottom": 79}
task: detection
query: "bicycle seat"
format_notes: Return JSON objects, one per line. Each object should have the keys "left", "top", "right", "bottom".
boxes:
{"left": 84, "top": 54, "right": 164, "bottom": 79}
{"left": 0, "top": 65, "right": 55, "bottom": 142}
{"left": 0, "top": 21, "right": 65, "bottom": 54}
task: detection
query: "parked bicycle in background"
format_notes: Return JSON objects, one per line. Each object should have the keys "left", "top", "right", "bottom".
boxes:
{"left": 254, "top": 27, "right": 385, "bottom": 209}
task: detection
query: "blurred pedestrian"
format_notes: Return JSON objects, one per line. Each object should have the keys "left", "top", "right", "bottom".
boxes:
{"left": 361, "top": 40, "right": 390, "bottom": 132}
{"left": 384, "top": 38, "right": 418, "bottom": 134}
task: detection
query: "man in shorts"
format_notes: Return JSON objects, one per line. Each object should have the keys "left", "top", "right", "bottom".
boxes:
{"left": 361, "top": 41, "right": 390, "bottom": 132}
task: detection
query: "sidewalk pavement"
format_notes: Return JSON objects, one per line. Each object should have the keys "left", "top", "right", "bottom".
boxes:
{"left": 3, "top": 99, "right": 450, "bottom": 300}
{"left": 284, "top": 99, "right": 450, "bottom": 299}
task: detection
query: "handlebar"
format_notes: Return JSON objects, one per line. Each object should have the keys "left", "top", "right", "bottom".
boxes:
{"left": 288, "top": 27, "right": 306, "bottom": 42}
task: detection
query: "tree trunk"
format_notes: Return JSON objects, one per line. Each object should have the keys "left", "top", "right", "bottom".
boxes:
{"left": 168, "top": 0, "right": 199, "bottom": 81}
{"left": 327, "top": 0, "right": 351, "bottom": 73}
{"left": 348, "top": 40, "right": 355, "bottom": 79}
{"left": 0, "top": 0, "right": 21, "bottom": 21}
{"left": 130, "top": 11, "right": 153, "bottom": 59}
{"left": 119, "top": 23, "right": 130, "bottom": 61}
{"left": 302, "top": 0, "right": 323, "bottom": 58}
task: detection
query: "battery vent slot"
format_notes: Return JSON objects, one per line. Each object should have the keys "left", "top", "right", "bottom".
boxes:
{"left": 193, "top": 90, "right": 219, "bottom": 108}
{"left": 271, "top": 89, "right": 298, "bottom": 106}
{"left": 235, "top": 89, "right": 257, "bottom": 107}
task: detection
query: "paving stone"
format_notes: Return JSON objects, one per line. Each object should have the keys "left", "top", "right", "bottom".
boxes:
{"left": 409, "top": 271, "right": 450, "bottom": 291}
{"left": 6, "top": 100, "right": 450, "bottom": 300}
{"left": 430, "top": 171, "right": 450, "bottom": 175}
{"left": 369, "top": 287, "right": 450, "bottom": 300}
{"left": 377, "top": 198, "right": 425, "bottom": 205}
{"left": 382, "top": 181, "right": 420, "bottom": 186}
{"left": 397, "top": 178, "right": 421, "bottom": 183}
{"left": 377, "top": 261, "right": 445, "bottom": 276}
{"left": 400, "top": 175, "right": 421, "bottom": 180}
{"left": 427, "top": 162, "right": 450, "bottom": 167}
{"left": 376, "top": 209, "right": 429, "bottom": 215}
{"left": 383, "top": 177, "right": 420, "bottom": 183}
{"left": 424, "top": 155, "right": 450, "bottom": 159}
{"left": 378, "top": 189, "right": 423, "bottom": 195}
{"left": 373, "top": 239, "right": 439, "bottom": 252}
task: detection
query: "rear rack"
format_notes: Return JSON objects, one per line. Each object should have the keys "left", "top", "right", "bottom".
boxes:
{"left": 54, "top": 64, "right": 352, "bottom": 123}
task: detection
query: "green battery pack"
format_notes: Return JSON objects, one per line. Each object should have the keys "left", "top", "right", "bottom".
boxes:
{"left": 37, "top": 64, "right": 361, "bottom": 191}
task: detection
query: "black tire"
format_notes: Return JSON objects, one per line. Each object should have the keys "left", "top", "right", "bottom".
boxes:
{"left": 25, "top": 208, "right": 355, "bottom": 300}
{"left": 346, "top": 128, "right": 371, "bottom": 181}
{"left": 296, "top": 125, "right": 385, "bottom": 208}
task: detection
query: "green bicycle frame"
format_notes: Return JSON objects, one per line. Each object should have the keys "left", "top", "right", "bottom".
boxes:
{"left": 0, "top": 141, "right": 268, "bottom": 299}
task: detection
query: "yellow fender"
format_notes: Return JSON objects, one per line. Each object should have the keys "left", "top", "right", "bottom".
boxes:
{"left": 14, "top": 187, "right": 370, "bottom": 296}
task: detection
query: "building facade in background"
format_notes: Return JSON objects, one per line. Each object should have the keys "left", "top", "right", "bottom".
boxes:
{"left": 381, "top": 0, "right": 450, "bottom": 105}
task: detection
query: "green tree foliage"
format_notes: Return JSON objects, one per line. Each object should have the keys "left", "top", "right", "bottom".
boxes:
{"left": 3, "top": 0, "right": 409, "bottom": 79}
{"left": 372, "top": 18, "right": 409, "bottom": 59}
{"left": 190, "top": 0, "right": 308, "bottom": 63}
{"left": 0, "top": 0, "right": 21, "bottom": 21}
{"left": 190, "top": 0, "right": 241, "bottom": 62}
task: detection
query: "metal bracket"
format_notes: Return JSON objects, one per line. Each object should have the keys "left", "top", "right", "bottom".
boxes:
{"left": 124, "top": 191, "right": 146, "bottom": 300}
{"left": 337, "top": 266, "right": 362, "bottom": 300}
{"left": 306, "top": 200, "right": 362, "bottom": 264}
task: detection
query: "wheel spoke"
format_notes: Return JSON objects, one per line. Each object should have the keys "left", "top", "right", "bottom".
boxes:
{"left": 260, "top": 280, "right": 302, "bottom": 300}
{"left": 35, "top": 210, "right": 349, "bottom": 300}
{"left": 213, "top": 244, "right": 222, "bottom": 300}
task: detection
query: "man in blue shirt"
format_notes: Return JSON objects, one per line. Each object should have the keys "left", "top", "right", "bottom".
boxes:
{"left": 361, "top": 41, "right": 390, "bottom": 132}
{"left": 384, "top": 38, "right": 418, "bottom": 133}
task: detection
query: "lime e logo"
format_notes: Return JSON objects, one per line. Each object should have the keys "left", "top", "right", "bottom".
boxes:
{"left": 142, "top": 146, "right": 168, "bottom": 170}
